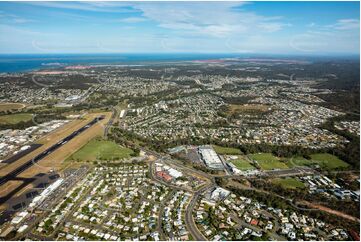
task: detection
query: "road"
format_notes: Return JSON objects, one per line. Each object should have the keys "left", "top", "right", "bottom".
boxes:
{"left": 157, "top": 191, "right": 175, "bottom": 240}
{"left": 148, "top": 153, "right": 214, "bottom": 241}
{"left": 104, "top": 108, "right": 116, "bottom": 138}
{"left": 185, "top": 183, "right": 215, "bottom": 241}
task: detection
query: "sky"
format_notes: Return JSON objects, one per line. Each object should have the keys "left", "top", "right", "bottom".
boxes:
{"left": 0, "top": 1, "right": 359, "bottom": 55}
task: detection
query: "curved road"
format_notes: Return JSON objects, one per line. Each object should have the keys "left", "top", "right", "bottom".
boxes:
{"left": 185, "top": 184, "right": 215, "bottom": 241}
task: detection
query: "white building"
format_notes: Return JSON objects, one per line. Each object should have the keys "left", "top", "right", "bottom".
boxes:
{"left": 211, "top": 187, "right": 230, "bottom": 201}
{"left": 198, "top": 146, "right": 224, "bottom": 170}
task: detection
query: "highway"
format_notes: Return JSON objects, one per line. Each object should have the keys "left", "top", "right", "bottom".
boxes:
{"left": 0, "top": 116, "right": 104, "bottom": 186}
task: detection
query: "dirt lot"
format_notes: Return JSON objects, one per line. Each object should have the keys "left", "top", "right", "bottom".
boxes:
{"left": 227, "top": 104, "right": 271, "bottom": 114}
{"left": 0, "top": 112, "right": 111, "bottom": 198}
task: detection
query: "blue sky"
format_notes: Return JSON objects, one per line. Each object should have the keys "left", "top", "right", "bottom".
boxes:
{"left": 0, "top": 1, "right": 359, "bottom": 55}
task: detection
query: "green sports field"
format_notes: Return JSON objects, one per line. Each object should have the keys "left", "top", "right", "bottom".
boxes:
{"left": 287, "top": 156, "right": 318, "bottom": 167}
{"left": 272, "top": 178, "right": 305, "bottom": 189}
{"left": 212, "top": 145, "right": 241, "bottom": 155}
{"left": 0, "top": 113, "right": 33, "bottom": 124}
{"left": 230, "top": 157, "right": 255, "bottom": 170}
{"left": 310, "top": 153, "right": 349, "bottom": 169}
{"left": 249, "top": 153, "right": 289, "bottom": 170}
{"left": 68, "top": 139, "right": 134, "bottom": 162}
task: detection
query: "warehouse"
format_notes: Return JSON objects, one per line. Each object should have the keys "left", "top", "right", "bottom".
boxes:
{"left": 198, "top": 145, "right": 224, "bottom": 170}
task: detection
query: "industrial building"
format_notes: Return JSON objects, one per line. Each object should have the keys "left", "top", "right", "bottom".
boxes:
{"left": 198, "top": 146, "right": 224, "bottom": 170}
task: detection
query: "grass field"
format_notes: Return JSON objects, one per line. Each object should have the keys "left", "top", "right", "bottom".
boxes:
{"left": 68, "top": 139, "right": 134, "bottom": 161}
{"left": 212, "top": 145, "right": 241, "bottom": 155}
{"left": 287, "top": 156, "right": 318, "bottom": 167}
{"left": 0, "top": 113, "right": 32, "bottom": 124}
{"left": 310, "top": 153, "right": 349, "bottom": 169}
{"left": 230, "top": 158, "right": 255, "bottom": 170}
{"left": 0, "top": 103, "right": 26, "bottom": 112}
{"left": 272, "top": 178, "right": 305, "bottom": 189}
{"left": 249, "top": 153, "right": 289, "bottom": 170}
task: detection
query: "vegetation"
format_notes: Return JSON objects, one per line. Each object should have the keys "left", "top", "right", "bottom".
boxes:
{"left": 250, "top": 178, "right": 359, "bottom": 218}
{"left": 271, "top": 178, "right": 305, "bottom": 189}
{"left": 212, "top": 145, "right": 241, "bottom": 155}
{"left": 249, "top": 153, "right": 288, "bottom": 170}
{"left": 287, "top": 156, "right": 318, "bottom": 167}
{"left": 228, "top": 184, "right": 359, "bottom": 231}
{"left": 229, "top": 158, "right": 255, "bottom": 170}
{"left": 68, "top": 138, "right": 134, "bottom": 162}
{"left": 310, "top": 153, "right": 349, "bottom": 169}
{"left": 0, "top": 111, "right": 67, "bottom": 130}
{"left": 0, "top": 103, "right": 25, "bottom": 112}
{"left": 320, "top": 115, "right": 360, "bottom": 169}
{"left": 0, "top": 113, "right": 32, "bottom": 124}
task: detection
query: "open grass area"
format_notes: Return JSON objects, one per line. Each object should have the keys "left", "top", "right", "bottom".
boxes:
{"left": 249, "top": 153, "right": 289, "bottom": 170}
{"left": 272, "top": 178, "right": 305, "bottom": 189}
{"left": 310, "top": 153, "right": 349, "bottom": 169}
{"left": 68, "top": 138, "right": 134, "bottom": 162}
{"left": 287, "top": 156, "right": 318, "bottom": 167}
{"left": 0, "top": 103, "right": 26, "bottom": 112}
{"left": 230, "top": 158, "right": 255, "bottom": 170}
{"left": 0, "top": 113, "right": 32, "bottom": 124}
{"left": 212, "top": 145, "right": 241, "bottom": 155}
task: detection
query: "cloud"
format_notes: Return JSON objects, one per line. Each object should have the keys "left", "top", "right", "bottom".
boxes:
{"left": 289, "top": 25, "right": 359, "bottom": 54}
{"left": 118, "top": 17, "right": 147, "bottom": 23}
{"left": 130, "top": 2, "right": 288, "bottom": 37}
{"left": 22, "top": 2, "right": 138, "bottom": 13}
{"left": 330, "top": 19, "right": 360, "bottom": 30}
{"left": 0, "top": 2, "right": 358, "bottom": 54}
{"left": 12, "top": 17, "right": 33, "bottom": 24}
{"left": 308, "top": 22, "right": 316, "bottom": 27}
{"left": 0, "top": 12, "right": 34, "bottom": 24}
{"left": 258, "top": 22, "right": 290, "bottom": 32}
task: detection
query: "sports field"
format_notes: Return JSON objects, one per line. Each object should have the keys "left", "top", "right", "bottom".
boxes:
{"left": 272, "top": 178, "right": 305, "bottom": 189}
{"left": 249, "top": 153, "right": 289, "bottom": 170}
{"left": 0, "top": 113, "right": 32, "bottom": 124}
{"left": 310, "top": 153, "right": 349, "bottom": 169}
{"left": 230, "top": 157, "right": 255, "bottom": 170}
{"left": 68, "top": 139, "right": 134, "bottom": 162}
{"left": 0, "top": 103, "right": 26, "bottom": 112}
{"left": 212, "top": 145, "right": 241, "bottom": 155}
{"left": 287, "top": 156, "right": 317, "bottom": 167}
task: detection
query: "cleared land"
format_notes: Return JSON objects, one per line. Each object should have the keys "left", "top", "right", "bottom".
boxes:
{"left": 227, "top": 104, "right": 270, "bottom": 114}
{"left": 272, "top": 178, "right": 305, "bottom": 189}
{"left": 0, "top": 113, "right": 32, "bottom": 124}
{"left": 230, "top": 158, "right": 255, "bottom": 170}
{"left": 0, "top": 103, "right": 26, "bottom": 112}
{"left": 249, "top": 153, "right": 289, "bottom": 170}
{"left": 212, "top": 145, "right": 241, "bottom": 155}
{"left": 68, "top": 138, "right": 133, "bottom": 162}
{"left": 310, "top": 153, "right": 349, "bottom": 169}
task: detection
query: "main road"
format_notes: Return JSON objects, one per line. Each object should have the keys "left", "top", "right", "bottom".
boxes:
{"left": 185, "top": 183, "right": 215, "bottom": 241}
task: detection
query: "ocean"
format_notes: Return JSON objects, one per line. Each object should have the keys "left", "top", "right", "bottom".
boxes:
{"left": 0, "top": 53, "right": 242, "bottom": 73}
{"left": 1, "top": 53, "right": 355, "bottom": 73}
